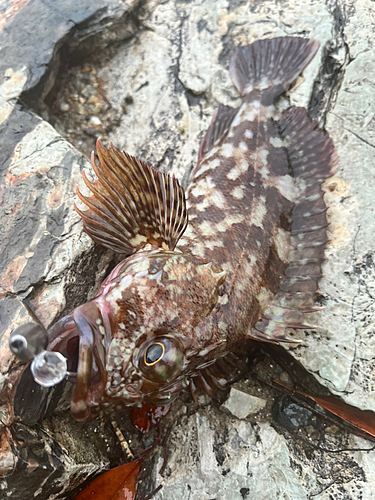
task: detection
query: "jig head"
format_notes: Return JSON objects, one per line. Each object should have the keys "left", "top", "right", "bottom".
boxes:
{"left": 9, "top": 323, "right": 69, "bottom": 387}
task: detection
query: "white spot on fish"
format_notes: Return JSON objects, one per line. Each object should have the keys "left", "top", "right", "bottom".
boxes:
{"left": 109, "top": 274, "right": 134, "bottom": 313}
{"left": 205, "top": 239, "right": 225, "bottom": 250}
{"left": 190, "top": 240, "right": 206, "bottom": 258}
{"left": 227, "top": 165, "right": 242, "bottom": 181}
{"left": 258, "top": 77, "right": 271, "bottom": 90}
{"left": 129, "top": 234, "right": 147, "bottom": 247}
{"left": 218, "top": 294, "right": 229, "bottom": 305}
{"left": 243, "top": 110, "right": 255, "bottom": 121}
{"left": 196, "top": 198, "right": 210, "bottom": 212}
{"left": 204, "top": 145, "right": 219, "bottom": 160}
{"left": 257, "top": 286, "right": 274, "bottom": 311}
{"left": 260, "top": 165, "right": 270, "bottom": 180}
{"left": 231, "top": 185, "right": 245, "bottom": 199}
{"left": 199, "top": 221, "right": 217, "bottom": 236}
{"left": 270, "top": 136, "right": 283, "bottom": 148}
{"left": 194, "top": 157, "right": 220, "bottom": 178}
{"left": 231, "top": 103, "right": 247, "bottom": 128}
{"left": 224, "top": 213, "right": 245, "bottom": 225}
{"left": 210, "top": 190, "right": 227, "bottom": 209}
{"left": 191, "top": 176, "right": 216, "bottom": 197}
{"left": 216, "top": 221, "right": 227, "bottom": 232}
{"left": 261, "top": 149, "right": 269, "bottom": 163}
{"left": 239, "top": 142, "right": 248, "bottom": 152}
{"left": 252, "top": 198, "right": 267, "bottom": 228}
{"left": 276, "top": 175, "right": 295, "bottom": 202}
{"left": 221, "top": 143, "right": 235, "bottom": 158}
{"left": 245, "top": 129, "right": 253, "bottom": 139}
{"left": 274, "top": 227, "right": 291, "bottom": 262}
{"left": 227, "top": 159, "right": 248, "bottom": 180}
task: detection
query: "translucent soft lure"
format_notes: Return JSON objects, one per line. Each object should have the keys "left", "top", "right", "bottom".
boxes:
{"left": 10, "top": 37, "right": 338, "bottom": 420}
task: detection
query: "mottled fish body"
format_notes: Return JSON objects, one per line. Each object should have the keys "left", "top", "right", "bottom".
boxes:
{"left": 14, "top": 37, "right": 338, "bottom": 420}
{"left": 179, "top": 37, "right": 332, "bottom": 349}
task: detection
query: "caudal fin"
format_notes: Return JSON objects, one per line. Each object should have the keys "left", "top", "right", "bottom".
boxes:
{"left": 229, "top": 36, "right": 320, "bottom": 96}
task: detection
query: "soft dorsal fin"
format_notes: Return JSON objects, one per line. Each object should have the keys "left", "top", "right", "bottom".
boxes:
{"left": 198, "top": 104, "right": 239, "bottom": 163}
{"left": 74, "top": 139, "right": 188, "bottom": 254}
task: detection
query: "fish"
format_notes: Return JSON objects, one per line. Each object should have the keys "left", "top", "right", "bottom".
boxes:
{"left": 12, "top": 36, "right": 339, "bottom": 421}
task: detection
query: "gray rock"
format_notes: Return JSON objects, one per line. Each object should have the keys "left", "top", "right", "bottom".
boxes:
{"left": 149, "top": 406, "right": 375, "bottom": 500}
{"left": 1, "top": 0, "right": 374, "bottom": 498}
{"left": 0, "top": 1, "right": 142, "bottom": 498}
{"left": 221, "top": 386, "right": 267, "bottom": 420}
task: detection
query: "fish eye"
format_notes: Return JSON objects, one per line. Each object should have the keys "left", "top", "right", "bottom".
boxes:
{"left": 144, "top": 342, "right": 165, "bottom": 366}
{"left": 137, "top": 336, "right": 185, "bottom": 383}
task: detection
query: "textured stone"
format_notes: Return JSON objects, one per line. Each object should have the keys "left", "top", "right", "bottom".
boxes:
{"left": 146, "top": 407, "right": 375, "bottom": 500}
{"left": 0, "top": 1, "right": 142, "bottom": 498}
{"left": 1, "top": 0, "right": 374, "bottom": 498}
{"left": 221, "top": 386, "right": 267, "bottom": 420}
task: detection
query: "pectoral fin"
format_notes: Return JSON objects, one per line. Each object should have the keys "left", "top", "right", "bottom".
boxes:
{"left": 75, "top": 139, "right": 188, "bottom": 254}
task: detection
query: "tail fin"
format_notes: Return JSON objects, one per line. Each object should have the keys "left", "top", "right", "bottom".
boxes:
{"left": 229, "top": 36, "right": 320, "bottom": 96}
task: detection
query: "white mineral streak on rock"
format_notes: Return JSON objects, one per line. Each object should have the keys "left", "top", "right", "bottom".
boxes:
{"left": 0, "top": 67, "right": 28, "bottom": 123}
{"left": 0, "top": 67, "right": 27, "bottom": 103}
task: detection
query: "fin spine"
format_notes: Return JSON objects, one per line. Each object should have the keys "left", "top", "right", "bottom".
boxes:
{"left": 74, "top": 139, "right": 188, "bottom": 254}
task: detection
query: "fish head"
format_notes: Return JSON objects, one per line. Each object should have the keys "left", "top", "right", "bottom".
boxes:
{"left": 47, "top": 250, "right": 227, "bottom": 418}
{"left": 101, "top": 250, "right": 227, "bottom": 407}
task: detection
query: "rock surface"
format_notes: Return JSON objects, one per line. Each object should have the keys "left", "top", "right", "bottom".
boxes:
{"left": 1, "top": 0, "right": 374, "bottom": 499}
{"left": 221, "top": 385, "right": 267, "bottom": 420}
{"left": 149, "top": 406, "right": 375, "bottom": 500}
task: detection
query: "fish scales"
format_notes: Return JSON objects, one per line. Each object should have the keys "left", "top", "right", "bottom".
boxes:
{"left": 179, "top": 97, "right": 294, "bottom": 347}
{"left": 11, "top": 37, "right": 339, "bottom": 420}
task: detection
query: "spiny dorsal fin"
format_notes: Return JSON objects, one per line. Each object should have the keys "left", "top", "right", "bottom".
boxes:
{"left": 250, "top": 106, "right": 339, "bottom": 345}
{"left": 74, "top": 139, "right": 188, "bottom": 254}
{"left": 198, "top": 104, "right": 239, "bottom": 163}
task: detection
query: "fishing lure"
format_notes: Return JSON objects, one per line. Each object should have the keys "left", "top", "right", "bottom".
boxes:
{"left": 10, "top": 36, "right": 338, "bottom": 420}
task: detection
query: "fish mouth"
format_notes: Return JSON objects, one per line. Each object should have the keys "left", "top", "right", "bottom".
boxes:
{"left": 47, "top": 315, "right": 188, "bottom": 413}
{"left": 48, "top": 317, "right": 103, "bottom": 385}
{"left": 47, "top": 314, "right": 80, "bottom": 375}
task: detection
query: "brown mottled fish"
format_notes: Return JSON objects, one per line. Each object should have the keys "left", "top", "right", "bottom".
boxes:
{"left": 11, "top": 37, "right": 338, "bottom": 420}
